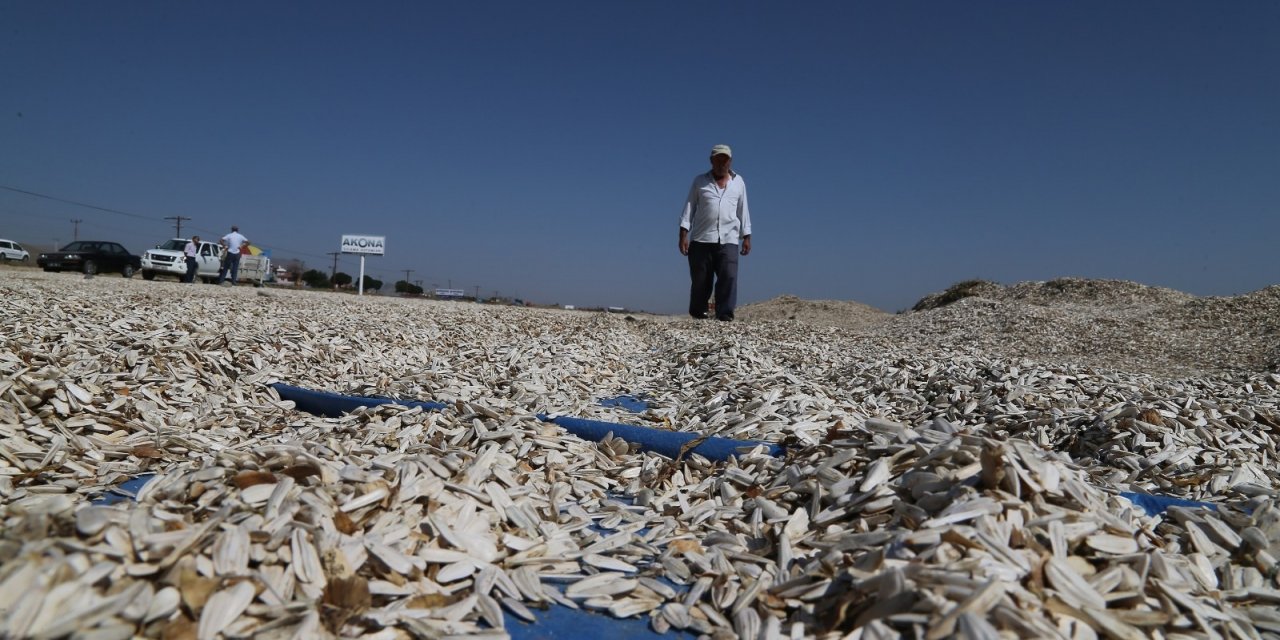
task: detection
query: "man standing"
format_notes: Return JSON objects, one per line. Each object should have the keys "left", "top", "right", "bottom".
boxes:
{"left": 678, "top": 144, "right": 752, "bottom": 321}
{"left": 217, "top": 225, "right": 249, "bottom": 286}
{"left": 183, "top": 235, "right": 201, "bottom": 283}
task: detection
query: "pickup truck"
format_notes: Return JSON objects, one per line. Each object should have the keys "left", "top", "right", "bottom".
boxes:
{"left": 142, "top": 239, "right": 272, "bottom": 286}
{"left": 141, "top": 239, "right": 223, "bottom": 282}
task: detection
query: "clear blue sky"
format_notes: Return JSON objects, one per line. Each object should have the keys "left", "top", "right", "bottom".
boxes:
{"left": 2, "top": 2, "right": 1276, "bottom": 313}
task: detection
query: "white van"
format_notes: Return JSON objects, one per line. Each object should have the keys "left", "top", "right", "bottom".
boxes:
{"left": 141, "top": 239, "right": 223, "bottom": 282}
{"left": 0, "top": 239, "right": 29, "bottom": 262}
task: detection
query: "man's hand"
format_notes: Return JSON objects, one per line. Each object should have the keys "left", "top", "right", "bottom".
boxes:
{"left": 678, "top": 229, "right": 689, "bottom": 256}
{"left": 740, "top": 235, "right": 751, "bottom": 256}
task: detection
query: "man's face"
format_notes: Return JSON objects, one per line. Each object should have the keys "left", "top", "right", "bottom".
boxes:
{"left": 710, "top": 153, "right": 732, "bottom": 177}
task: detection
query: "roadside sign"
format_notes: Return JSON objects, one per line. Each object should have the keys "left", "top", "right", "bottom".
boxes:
{"left": 341, "top": 235, "right": 385, "bottom": 255}
{"left": 340, "top": 234, "right": 384, "bottom": 295}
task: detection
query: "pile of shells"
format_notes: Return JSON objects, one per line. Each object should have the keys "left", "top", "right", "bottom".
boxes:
{"left": 879, "top": 279, "right": 1280, "bottom": 375}
{"left": 1, "top": 269, "right": 1278, "bottom": 639}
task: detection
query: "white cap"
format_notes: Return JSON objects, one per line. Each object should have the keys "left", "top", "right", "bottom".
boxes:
{"left": 710, "top": 144, "right": 732, "bottom": 158}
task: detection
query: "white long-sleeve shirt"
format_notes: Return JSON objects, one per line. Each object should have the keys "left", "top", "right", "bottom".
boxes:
{"left": 679, "top": 171, "right": 751, "bottom": 245}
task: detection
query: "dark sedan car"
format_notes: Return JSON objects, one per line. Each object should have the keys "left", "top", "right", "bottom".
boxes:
{"left": 38, "top": 241, "right": 142, "bottom": 277}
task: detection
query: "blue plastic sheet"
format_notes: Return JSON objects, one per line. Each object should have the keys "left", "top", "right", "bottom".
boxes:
{"left": 538, "top": 414, "right": 782, "bottom": 460}
{"left": 273, "top": 384, "right": 449, "bottom": 417}
{"left": 92, "top": 474, "right": 155, "bottom": 506}
{"left": 599, "top": 395, "right": 649, "bottom": 413}
{"left": 1120, "top": 491, "right": 1220, "bottom": 516}
{"left": 505, "top": 602, "right": 690, "bottom": 639}
{"left": 271, "top": 383, "right": 782, "bottom": 461}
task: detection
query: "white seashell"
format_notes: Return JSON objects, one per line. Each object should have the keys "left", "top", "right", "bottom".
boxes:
{"left": 566, "top": 573, "right": 637, "bottom": 598}
{"left": 583, "top": 554, "right": 638, "bottom": 573}
{"left": 341, "top": 486, "right": 389, "bottom": 512}
{"left": 1045, "top": 557, "right": 1106, "bottom": 610}
{"left": 859, "top": 458, "right": 891, "bottom": 492}
{"left": 290, "top": 530, "right": 323, "bottom": 584}
{"left": 212, "top": 525, "right": 250, "bottom": 576}
{"left": 1086, "top": 533, "right": 1139, "bottom": 555}
{"left": 65, "top": 381, "right": 94, "bottom": 404}
{"left": 144, "top": 586, "right": 181, "bottom": 623}
{"left": 198, "top": 580, "right": 256, "bottom": 640}
{"left": 240, "top": 483, "right": 275, "bottom": 505}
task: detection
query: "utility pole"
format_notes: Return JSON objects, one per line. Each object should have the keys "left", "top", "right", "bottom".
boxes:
{"left": 327, "top": 252, "right": 341, "bottom": 286}
{"left": 164, "top": 215, "right": 192, "bottom": 237}
{"left": 70, "top": 219, "right": 83, "bottom": 241}
{"left": 474, "top": 285, "right": 480, "bottom": 301}
{"left": 402, "top": 269, "right": 413, "bottom": 284}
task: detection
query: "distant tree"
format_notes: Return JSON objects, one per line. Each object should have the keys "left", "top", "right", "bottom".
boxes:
{"left": 333, "top": 272, "right": 353, "bottom": 287}
{"left": 394, "top": 280, "right": 424, "bottom": 295}
{"left": 282, "top": 259, "right": 305, "bottom": 286}
{"left": 362, "top": 275, "right": 382, "bottom": 292}
{"left": 301, "top": 269, "right": 330, "bottom": 289}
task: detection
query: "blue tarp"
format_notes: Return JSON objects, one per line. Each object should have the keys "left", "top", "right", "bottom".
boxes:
{"left": 599, "top": 395, "right": 649, "bottom": 413}
{"left": 507, "top": 603, "right": 689, "bottom": 639}
{"left": 92, "top": 474, "right": 155, "bottom": 506}
{"left": 1119, "top": 491, "right": 1221, "bottom": 516}
{"left": 271, "top": 383, "right": 782, "bottom": 461}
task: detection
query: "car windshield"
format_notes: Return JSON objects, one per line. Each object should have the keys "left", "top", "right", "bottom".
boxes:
{"left": 158, "top": 239, "right": 187, "bottom": 251}
{"left": 59, "top": 241, "right": 94, "bottom": 252}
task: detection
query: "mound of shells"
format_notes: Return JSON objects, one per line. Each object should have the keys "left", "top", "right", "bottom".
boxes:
{"left": 1, "top": 269, "right": 1278, "bottom": 639}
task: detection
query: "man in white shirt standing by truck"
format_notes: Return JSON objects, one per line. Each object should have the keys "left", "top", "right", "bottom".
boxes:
{"left": 183, "top": 235, "right": 201, "bottom": 283}
{"left": 217, "top": 225, "right": 249, "bottom": 286}
{"left": 678, "top": 144, "right": 752, "bottom": 321}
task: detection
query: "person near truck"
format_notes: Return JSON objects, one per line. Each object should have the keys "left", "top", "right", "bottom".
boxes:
{"left": 678, "top": 144, "right": 752, "bottom": 321}
{"left": 216, "top": 225, "right": 249, "bottom": 286}
{"left": 183, "top": 236, "right": 201, "bottom": 283}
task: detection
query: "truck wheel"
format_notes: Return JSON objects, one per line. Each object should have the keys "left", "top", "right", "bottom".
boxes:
{"left": 83, "top": 260, "right": 99, "bottom": 276}
{"left": 142, "top": 270, "right": 156, "bottom": 281}
{"left": 122, "top": 265, "right": 136, "bottom": 279}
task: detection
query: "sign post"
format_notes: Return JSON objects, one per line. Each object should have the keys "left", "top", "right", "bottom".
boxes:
{"left": 340, "top": 235, "right": 385, "bottom": 296}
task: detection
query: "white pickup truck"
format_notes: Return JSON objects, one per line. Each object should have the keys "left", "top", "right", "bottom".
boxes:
{"left": 141, "top": 239, "right": 270, "bottom": 286}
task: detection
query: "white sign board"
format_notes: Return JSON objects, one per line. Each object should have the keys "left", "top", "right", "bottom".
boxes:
{"left": 435, "top": 288, "right": 466, "bottom": 298}
{"left": 341, "top": 235, "right": 385, "bottom": 255}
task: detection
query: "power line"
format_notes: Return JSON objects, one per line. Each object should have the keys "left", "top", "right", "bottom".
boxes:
{"left": 0, "top": 185, "right": 155, "bottom": 221}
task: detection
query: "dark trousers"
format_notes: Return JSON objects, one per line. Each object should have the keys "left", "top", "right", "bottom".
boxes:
{"left": 218, "top": 253, "right": 241, "bottom": 284}
{"left": 184, "top": 257, "right": 198, "bottom": 283}
{"left": 688, "top": 241, "right": 739, "bottom": 320}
